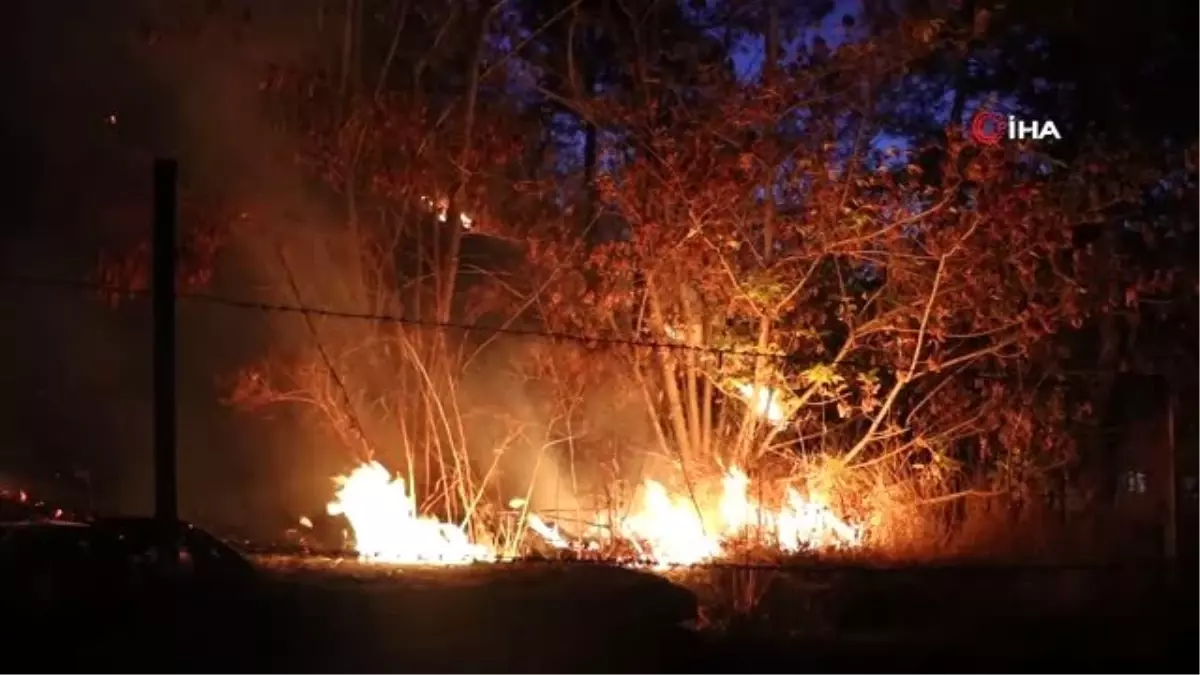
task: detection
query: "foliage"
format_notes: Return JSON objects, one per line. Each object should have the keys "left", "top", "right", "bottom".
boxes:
{"left": 94, "top": 0, "right": 1196, "bottom": 556}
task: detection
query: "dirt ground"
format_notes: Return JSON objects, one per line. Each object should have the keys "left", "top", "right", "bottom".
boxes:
{"left": 19, "top": 557, "right": 1198, "bottom": 673}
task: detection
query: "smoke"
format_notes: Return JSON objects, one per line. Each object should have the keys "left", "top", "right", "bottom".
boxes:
{"left": 456, "top": 340, "right": 585, "bottom": 515}
{"left": 131, "top": 1, "right": 350, "bottom": 534}
{"left": 0, "top": 0, "right": 655, "bottom": 541}
{"left": 0, "top": 0, "right": 342, "bottom": 535}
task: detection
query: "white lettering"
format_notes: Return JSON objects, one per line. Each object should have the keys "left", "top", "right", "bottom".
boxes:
{"left": 1037, "top": 120, "right": 1062, "bottom": 140}
{"left": 1015, "top": 119, "right": 1040, "bottom": 139}
{"left": 1005, "top": 117, "right": 1063, "bottom": 142}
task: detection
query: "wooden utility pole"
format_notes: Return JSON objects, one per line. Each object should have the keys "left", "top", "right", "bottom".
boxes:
{"left": 1165, "top": 386, "right": 1177, "bottom": 581}
{"left": 152, "top": 158, "right": 179, "bottom": 546}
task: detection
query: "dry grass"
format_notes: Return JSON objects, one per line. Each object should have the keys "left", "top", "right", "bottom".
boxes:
{"left": 631, "top": 447, "right": 1145, "bottom": 631}
{"left": 778, "top": 447, "right": 1133, "bottom": 565}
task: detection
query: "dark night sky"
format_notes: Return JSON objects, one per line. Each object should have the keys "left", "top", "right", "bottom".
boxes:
{"left": 0, "top": 1, "right": 347, "bottom": 534}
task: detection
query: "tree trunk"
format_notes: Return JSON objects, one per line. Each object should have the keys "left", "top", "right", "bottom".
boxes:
{"left": 736, "top": 0, "right": 781, "bottom": 465}
{"left": 438, "top": 3, "right": 491, "bottom": 324}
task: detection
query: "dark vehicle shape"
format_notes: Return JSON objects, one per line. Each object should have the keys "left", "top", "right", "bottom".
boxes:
{"left": 0, "top": 520, "right": 105, "bottom": 613}
{"left": 0, "top": 518, "right": 259, "bottom": 614}
{"left": 89, "top": 516, "right": 259, "bottom": 583}
{"left": 1, "top": 518, "right": 278, "bottom": 669}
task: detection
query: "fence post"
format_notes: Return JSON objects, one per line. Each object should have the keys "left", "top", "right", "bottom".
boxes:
{"left": 1165, "top": 386, "right": 1177, "bottom": 582}
{"left": 153, "top": 158, "right": 179, "bottom": 562}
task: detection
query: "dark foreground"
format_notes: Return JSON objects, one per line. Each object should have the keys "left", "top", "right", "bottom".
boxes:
{"left": 17, "top": 558, "right": 1198, "bottom": 673}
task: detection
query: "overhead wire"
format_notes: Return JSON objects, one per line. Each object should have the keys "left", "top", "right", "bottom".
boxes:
{"left": 0, "top": 271, "right": 793, "bottom": 361}
{"left": 5, "top": 269, "right": 1099, "bottom": 381}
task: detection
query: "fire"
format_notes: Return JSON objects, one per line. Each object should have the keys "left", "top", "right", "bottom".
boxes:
{"left": 322, "top": 462, "right": 861, "bottom": 569}
{"left": 619, "top": 480, "right": 724, "bottom": 564}
{"left": 611, "top": 466, "right": 862, "bottom": 567}
{"left": 325, "top": 461, "right": 492, "bottom": 565}
{"left": 419, "top": 195, "right": 473, "bottom": 230}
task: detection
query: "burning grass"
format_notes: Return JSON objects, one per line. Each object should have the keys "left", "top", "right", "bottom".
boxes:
{"left": 290, "top": 436, "right": 1112, "bottom": 579}
{"left": 298, "top": 455, "right": 872, "bottom": 572}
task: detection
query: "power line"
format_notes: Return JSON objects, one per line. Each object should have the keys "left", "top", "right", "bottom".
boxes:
{"left": 6, "top": 270, "right": 1141, "bottom": 381}
{"left": 0, "top": 271, "right": 791, "bottom": 361}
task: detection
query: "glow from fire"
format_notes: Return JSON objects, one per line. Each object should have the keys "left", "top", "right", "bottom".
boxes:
{"left": 321, "top": 461, "right": 861, "bottom": 569}
{"left": 735, "top": 382, "right": 789, "bottom": 427}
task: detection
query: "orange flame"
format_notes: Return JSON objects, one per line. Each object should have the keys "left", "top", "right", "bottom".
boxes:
{"left": 325, "top": 461, "right": 492, "bottom": 565}
{"left": 323, "top": 462, "right": 862, "bottom": 568}
{"left": 610, "top": 466, "right": 861, "bottom": 567}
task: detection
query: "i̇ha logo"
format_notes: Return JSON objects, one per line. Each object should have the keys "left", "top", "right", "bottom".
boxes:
{"left": 970, "top": 110, "right": 1061, "bottom": 146}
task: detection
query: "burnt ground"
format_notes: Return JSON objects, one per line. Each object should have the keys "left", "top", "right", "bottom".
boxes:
{"left": 15, "top": 557, "right": 1198, "bottom": 673}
